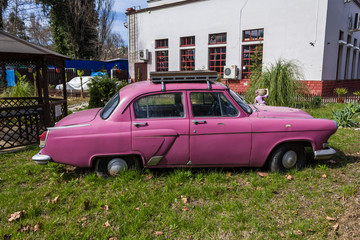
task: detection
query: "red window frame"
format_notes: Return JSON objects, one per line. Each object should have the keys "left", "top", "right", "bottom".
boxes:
{"left": 209, "top": 47, "right": 226, "bottom": 74}
{"left": 156, "top": 50, "right": 169, "bottom": 72}
{"left": 155, "top": 39, "right": 168, "bottom": 49}
{"left": 209, "top": 33, "right": 227, "bottom": 45}
{"left": 241, "top": 44, "right": 263, "bottom": 79}
{"left": 180, "top": 49, "right": 195, "bottom": 71}
{"left": 180, "top": 36, "right": 195, "bottom": 47}
{"left": 243, "top": 29, "right": 264, "bottom": 42}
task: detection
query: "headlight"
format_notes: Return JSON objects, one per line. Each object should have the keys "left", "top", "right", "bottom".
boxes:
{"left": 333, "top": 120, "right": 338, "bottom": 130}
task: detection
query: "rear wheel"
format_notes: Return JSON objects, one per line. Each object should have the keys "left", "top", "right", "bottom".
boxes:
{"left": 269, "top": 143, "right": 306, "bottom": 172}
{"left": 95, "top": 156, "right": 141, "bottom": 177}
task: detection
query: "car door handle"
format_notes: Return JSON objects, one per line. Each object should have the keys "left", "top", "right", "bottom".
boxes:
{"left": 192, "top": 120, "right": 207, "bottom": 125}
{"left": 133, "top": 122, "right": 148, "bottom": 127}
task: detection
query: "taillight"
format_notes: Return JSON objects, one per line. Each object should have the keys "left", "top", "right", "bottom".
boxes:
{"left": 39, "top": 131, "right": 48, "bottom": 148}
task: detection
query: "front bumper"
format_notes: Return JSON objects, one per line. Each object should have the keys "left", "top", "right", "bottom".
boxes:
{"left": 314, "top": 147, "right": 336, "bottom": 160}
{"left": 32, "top": 152, "right": 52, "bottom": 165}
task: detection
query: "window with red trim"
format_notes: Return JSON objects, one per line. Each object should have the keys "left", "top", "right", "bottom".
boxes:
{"left": 155, "top": 39, "right": 168, "bottom": 49}
{"left": 243, "top": 29, "right": 264, "bottom": 42}
{"left": 180, "top": 49, "right": 195, "bottom": 71}
{"left": 209, "top": 33, "right": 227, "bottom": 44}
{"left": 242, "top": 44, "right": 263, "bottom": 79}
{"left": 180, "top": 36, "right": 195, "bottom": 46}
{"left": 209, "top": 47, "right": 226, "bottom": 74}
{"left": 156, "top": 51, "right": 168, "bottom": 72}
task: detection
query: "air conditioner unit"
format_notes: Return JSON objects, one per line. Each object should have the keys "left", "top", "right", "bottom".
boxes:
{"left": 139, "top": 49, "right": 149, "bottom": 61}
{"left": 354, "top": 13, "right": 360, "bottom": 30}
{"left": 223, "top": 65, "right": 237, "bottom": 79}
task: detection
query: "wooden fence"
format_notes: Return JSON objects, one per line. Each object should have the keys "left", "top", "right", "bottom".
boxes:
{"left": 0, "top": 97, "right": 67, "bottom": 150}
{"left": 295, "top": 94, "right": 360, "bottom": 103}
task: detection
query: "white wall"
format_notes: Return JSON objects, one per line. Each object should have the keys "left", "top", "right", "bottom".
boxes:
{"left": 323, "top": 0, "right": 360, "bottom": 80}
{"left": 128, "top": 0, "right": 353, "bottom": 81}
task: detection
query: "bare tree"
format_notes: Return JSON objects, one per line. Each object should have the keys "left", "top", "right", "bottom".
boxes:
{"left": 0, "top": 0, "right": 8, "bottom": 30}
{"left": 101, "top": 32, "right": 127, "bottom": 60}
{"left": 96, "top": 0, "right": 115, "bottom": 59}
{"left": 27, "top": 12, "right": 52, "bottom": 47}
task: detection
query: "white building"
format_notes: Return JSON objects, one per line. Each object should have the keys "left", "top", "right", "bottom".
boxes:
{"left": 126, "top": 0, "right": 360, "bottom": 95}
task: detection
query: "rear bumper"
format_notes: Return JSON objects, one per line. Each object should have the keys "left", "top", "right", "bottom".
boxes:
{"left": 32, "top": 152, "right": 52, "bottom": 165}
{"left": 314, "top": 147, "right": 336, "bottom": 160}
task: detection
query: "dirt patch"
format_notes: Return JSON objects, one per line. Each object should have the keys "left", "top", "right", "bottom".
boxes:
{"left": 329, "top": 193, "right": 360, "bottom": 239}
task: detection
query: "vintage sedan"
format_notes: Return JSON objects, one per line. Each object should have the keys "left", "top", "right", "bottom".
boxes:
{"left": 32, "top": 71, "right": 337, "bottom": 176}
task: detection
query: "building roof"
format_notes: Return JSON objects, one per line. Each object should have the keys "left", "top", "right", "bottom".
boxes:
{"left": 0, "top": 30, "right": 69, "bottom": 59}
{"left": 127, "top": 0, "right": 200, "bottom": 14}
{"left": 104, "top": 58, "right": 128, "bottom": 62}
{"left": 129, "top": 0, "right": 360, "bottom": 14}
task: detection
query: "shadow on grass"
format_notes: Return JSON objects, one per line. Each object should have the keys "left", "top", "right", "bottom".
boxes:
{"left": 48, "top": 147, "right": 359, "bottom": 180}
{"left": 306, "top": 147, "right": 360, "bottom": 170}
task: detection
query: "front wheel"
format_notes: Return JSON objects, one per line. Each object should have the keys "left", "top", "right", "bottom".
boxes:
{"left": 95, "top": 156, "right": 141, "bottom": 177}
{"left": 269, "top": 143, "right": 306, "bottom": 172}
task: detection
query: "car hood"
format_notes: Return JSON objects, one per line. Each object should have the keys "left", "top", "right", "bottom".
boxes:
{"left": 253, "top": 105, "right": 313, "bottom": 119}
{"left": 55, "top": 108, "right": 102, "bottom": 127}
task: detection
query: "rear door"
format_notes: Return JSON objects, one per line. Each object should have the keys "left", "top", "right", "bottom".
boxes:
{"left": 188, "top": 91, "right": 252, "bottom": 166}
{"left": 131, "top": 91, "right": 189, "bottom": 166}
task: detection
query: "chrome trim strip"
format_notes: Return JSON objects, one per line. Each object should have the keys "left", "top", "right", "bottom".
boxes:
{"left": 39, "top": 130, "right": 50, "bottom": 148}
{"left": 314, "top": 147, "right": 336, "bottom": 160}
{"left": 147, "top": 156, "right": 163, "bottom": 166}
{"left": 32, "top": 152, "right": 52, "bottom": 165}
{"left": 47, "top": 124, "right": 91, "bottom": 130}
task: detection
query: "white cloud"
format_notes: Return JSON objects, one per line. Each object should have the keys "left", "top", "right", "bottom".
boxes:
{"left": 112, "top": 0, "right": 148, "bottom": 46}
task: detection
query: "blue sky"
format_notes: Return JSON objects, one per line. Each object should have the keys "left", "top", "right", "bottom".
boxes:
{"left": 113, "top": 0, "right": 148, "bottom": 46}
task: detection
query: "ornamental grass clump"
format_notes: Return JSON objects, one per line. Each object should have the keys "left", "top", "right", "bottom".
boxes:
{"left": 333, "top": 102, "right": 360, "bottom": 128}
{"left": 334, "top": 88, "right": 348, "bottom": 97}
{"left": 1, "top": 71, "right": 33, "bottom": 97}
{"left": 246, "top": 59, "right": 307, "bottom": 106}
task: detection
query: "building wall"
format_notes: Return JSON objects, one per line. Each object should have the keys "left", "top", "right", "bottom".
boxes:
{"left": 128, "top": 0, "right": 360, "bottom": 94}
{"left": 323, "top": 0, "right": 360, "bottom": 81}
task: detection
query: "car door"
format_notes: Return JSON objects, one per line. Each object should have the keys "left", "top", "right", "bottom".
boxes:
{"left": 188, "top": 91, "right": 252, "bottom": 166}
{"left": 131, "top": 91, "right": 189, "bottom": 166}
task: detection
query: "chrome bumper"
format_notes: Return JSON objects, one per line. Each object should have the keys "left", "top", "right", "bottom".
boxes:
{"left": 314, "top": 147, "right": 336, "bottom": 160}
{"left": 32, "top": 152, "right": 52, "bottom": 165}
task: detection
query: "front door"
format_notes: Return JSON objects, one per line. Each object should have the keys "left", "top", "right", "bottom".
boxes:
{"left": 188, "top": 91, "right": 252, "bottom": 166}
{"left": 131, "top": 92, "right": 189, "bottom": 166}
{"left": 134, "top": 62, "right": 147, "bottom": 81}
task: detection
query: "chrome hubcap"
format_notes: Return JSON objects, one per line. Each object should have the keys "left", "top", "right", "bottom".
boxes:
{"left": 107, "top": 158, "right": 128, "bottom": 176}
{"left": 282, "top": 150, "right": 297, "bottom": 169}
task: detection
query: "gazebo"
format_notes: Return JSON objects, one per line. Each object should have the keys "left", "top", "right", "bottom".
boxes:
{"left": 0, "top": 30, "right": 69, "bottom": 150}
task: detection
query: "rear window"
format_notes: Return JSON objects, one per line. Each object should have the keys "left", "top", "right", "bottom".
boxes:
{"left": 100, "top": 93, "right": 119, "bottom": 119}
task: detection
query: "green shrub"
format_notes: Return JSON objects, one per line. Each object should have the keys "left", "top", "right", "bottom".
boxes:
{"left": 334, "top": 88, "right": 348, "bottom": 97}
{"left": 310, "top": 96, "right": 322, "bottom": 108}
{"left": 245, "top": 59, "right": 307, "bottom": 106}
{"left": 333, "top": 102, "right": 360, "bottom": 128}
{"left": 88, "top": 75, "right": 128, "bottom": 108}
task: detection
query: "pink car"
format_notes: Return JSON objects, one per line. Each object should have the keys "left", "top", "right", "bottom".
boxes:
{"left": 32, "top": 71, "right": 337, "bottom": 176}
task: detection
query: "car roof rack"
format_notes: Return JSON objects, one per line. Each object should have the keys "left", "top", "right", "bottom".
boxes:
{"left": 150, "top": 71, "right": 218, "bottom": 91}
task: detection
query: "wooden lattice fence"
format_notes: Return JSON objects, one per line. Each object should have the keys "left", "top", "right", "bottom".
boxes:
{"left": 0, "top": 97, "right": 67, "bottom": 150}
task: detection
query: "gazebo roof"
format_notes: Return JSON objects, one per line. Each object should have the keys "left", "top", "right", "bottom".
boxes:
{"left": 0, "top": 30, "right": 70, "bottom": 60}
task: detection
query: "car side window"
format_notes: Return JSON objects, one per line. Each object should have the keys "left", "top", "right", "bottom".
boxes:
{"left": 191, "top": 92, "right": 238, "bottom": 117}
{"left": 134, "top": 93, "right": 185, "bottom": 119}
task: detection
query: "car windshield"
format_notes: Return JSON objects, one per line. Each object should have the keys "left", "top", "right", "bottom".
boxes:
{"left": 100, "top": 92, "right": 119, "bottom": 119}
{"left": 229, "top": 90, "right": 253, "bottom": 114}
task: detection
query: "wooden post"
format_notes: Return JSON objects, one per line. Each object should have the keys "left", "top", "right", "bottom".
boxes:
{"left": 61, "top": 64, "right": 68, "bottom": 116}
{"left": 36, "top": 67, "right": 42, "bottom": 100}
{"left": 41, "top": 59, "right": 51, "bottom": 127}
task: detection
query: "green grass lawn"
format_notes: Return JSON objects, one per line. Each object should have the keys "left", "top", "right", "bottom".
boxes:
{"left": 0, "top": 104, "right": 359, "bottom": 239}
